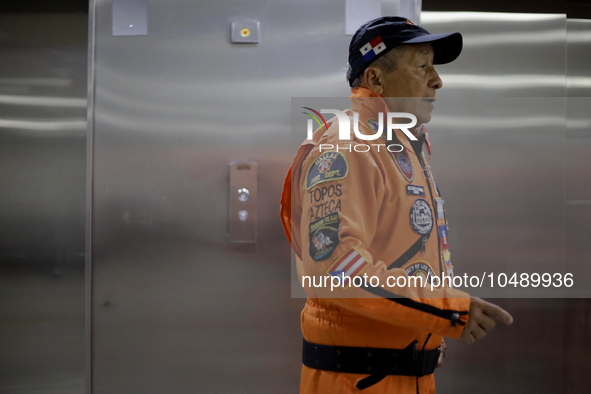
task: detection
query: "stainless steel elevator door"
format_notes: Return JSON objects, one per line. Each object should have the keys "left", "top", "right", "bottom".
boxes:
{"left": 0, "top": 13, "right": 87, "bottom": 394}
{"left": 90, "top": 1, "right": 348, "bottom": 393}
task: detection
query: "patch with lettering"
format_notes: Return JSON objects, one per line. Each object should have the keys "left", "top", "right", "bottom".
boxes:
{"left": 391, "top": 150, "right": 414, "bottom": 182}
{"left": 310, "top": 199, "right": 342, "bottom": 221}
{"left": 406, "top": 184, "right": 425, "bottom": 196}
{"left": 410, "top": 198, "right": 433, "bottom": 235}
{"left": 306, "top": 151, "right": 348, "bottom": 190}
{"left": 309, "top": 184, "right": 342, "bottom": 203}
{"left": 327, "top": 247, "right": 369, "bottom": 281}
{"left": 309, "top": 212, "right": 340, "bottom": 261}
{"left": 401, "top": 260, "right": 436, "bottom": 284}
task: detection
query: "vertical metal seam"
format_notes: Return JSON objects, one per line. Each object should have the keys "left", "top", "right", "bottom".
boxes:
{"left": 85, "top": 1, "right": 97, "bottom": 393}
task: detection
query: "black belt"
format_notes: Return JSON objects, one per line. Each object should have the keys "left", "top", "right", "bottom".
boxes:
{"left": 302, "top": 339, "right": 441, "bottom": 390}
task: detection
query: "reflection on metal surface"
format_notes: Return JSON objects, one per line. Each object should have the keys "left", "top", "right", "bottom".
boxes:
{"left": 0, "top": 94, "right": 86, "bottom": 107}
{"left": 0, "top": 118, "right": 87, "bottom": 133}
{"left": 422, "top": 12, "right": 563, "bottom": 23}
{"left": 0, "top": 78, "right": 73, "bottom": 87}
{"left": 423, "top": 12, "right": 566, "bottom": 97}
{"left": 0, "top": 13, "right": 87, "bottom": 394}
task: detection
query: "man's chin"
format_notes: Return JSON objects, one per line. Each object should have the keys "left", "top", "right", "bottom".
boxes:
{"left": 416, "top": 113, "right": 432, "bottom": 127}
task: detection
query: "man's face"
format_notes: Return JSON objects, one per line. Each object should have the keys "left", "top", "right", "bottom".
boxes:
{"left": 379, "top": 43, "right": 442, "bottom": 127}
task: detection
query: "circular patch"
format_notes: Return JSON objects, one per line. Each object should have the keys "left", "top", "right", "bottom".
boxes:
{"left": 401, "top": 260, "right": 436, "bottom": 284}
{"left": 392, "top": 150, "right": 414, "bottom": 182}
{"left": 410, "top": 198, "right": 433, "bottom": 235}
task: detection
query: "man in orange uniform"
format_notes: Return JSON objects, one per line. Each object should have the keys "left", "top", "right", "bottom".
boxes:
{"left": 280, "top": 17, "right": 513, "bottom": 393}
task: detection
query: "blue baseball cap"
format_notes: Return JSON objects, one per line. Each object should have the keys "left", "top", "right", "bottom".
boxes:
{"left": 348, "top": 16, "right": 463, "bottom": 86}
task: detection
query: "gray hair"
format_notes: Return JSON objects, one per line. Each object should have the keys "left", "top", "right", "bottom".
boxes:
{"left": 346, "top": 46, "right": 405, "bottom": 88}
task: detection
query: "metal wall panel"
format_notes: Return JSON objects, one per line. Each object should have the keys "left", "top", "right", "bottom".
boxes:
{"left": 419, "top": 13, "right": 567, "bottom": 299}
{"left": 422, "top": 12, "right": 567, "bottom": 97}
{"left": 0, "top": 13, "right": 87, "bottom": 394}
{"left": 90, "top": 0, "right": 350, "bottom": 392}
{"left": 420, "top": 12, "right": 566, "bottom": 394}
{"left": 419, "top": 12, "right": 588, "bottom": 394}
{"left": 563, "top": 19, "right": 591, "bottom": 393}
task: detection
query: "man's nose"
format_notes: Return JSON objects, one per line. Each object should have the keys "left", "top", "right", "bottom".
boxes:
{"left": 431, "top": 69, "right": 443, "bottom": 90}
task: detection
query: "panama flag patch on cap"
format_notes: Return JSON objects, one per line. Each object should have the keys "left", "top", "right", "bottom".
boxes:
{"left": 359, "top": 36, "right": 387, "bottom": 62}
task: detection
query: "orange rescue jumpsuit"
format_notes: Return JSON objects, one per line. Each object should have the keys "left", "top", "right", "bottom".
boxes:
{"left": 281, "top": 87, "right": 471, "bottom": 394}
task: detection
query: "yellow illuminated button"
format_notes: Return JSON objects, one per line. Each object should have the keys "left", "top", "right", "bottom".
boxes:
{"left": 240, "top": 28, "right": 250, "bottom": 37}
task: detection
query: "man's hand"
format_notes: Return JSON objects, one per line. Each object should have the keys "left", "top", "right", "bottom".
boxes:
{"left": 436, "top": 340, "right": 446, "bottom": 368}
{"left": 459, "top": 297, "right": 513, "bottom": 345}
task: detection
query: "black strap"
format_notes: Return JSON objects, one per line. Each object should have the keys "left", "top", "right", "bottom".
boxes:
{"left": 302, "top": 339, "right": 441, "bottom": 390}
{"left": 387, "top": 233, "right": 430, "bottom": 269}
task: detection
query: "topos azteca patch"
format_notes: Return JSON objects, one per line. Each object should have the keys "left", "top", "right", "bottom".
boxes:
{"left": 309, "top": 212, "right": 341, "bottom": 261}
{"left": 306, "top": 151, "right": 349, "bottom": 190}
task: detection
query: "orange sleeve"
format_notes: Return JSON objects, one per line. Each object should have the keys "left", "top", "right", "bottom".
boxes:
{"left": 292, "top": 146, "right": 470, "bottom": 339}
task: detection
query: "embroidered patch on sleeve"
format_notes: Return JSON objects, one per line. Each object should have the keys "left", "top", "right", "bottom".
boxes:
{"left": 401, "top": 260, "right": 436, "bottom": 285}
{"left": 305, "top": 151, "right": 349, "bottom": 190}
{"left": 391, "top": 150, "right": 414, "bottom": 182}
{"left": 326, "top": 247, "right": 369, "bottom": 280}
{"left": 308, "top": 212, "right": 341, "bottom": 261}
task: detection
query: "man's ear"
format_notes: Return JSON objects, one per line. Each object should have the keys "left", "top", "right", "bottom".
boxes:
{"left": 364, "top": 67, "right": 384, "bottom": 95}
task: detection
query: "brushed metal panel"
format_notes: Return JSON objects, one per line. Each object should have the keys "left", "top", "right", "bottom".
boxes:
{"left": 419, "top": 12, "right": 567, "bottom": 297}
{"left": 90, "top": 0, "right": 346, "bottom": 392}
{"left": 565, "top": 20, "right": 591, "bottom": 296}
{"left": 567, "top": 19, "right": 591, "bottom": 98}
{"left": 422, "top": 12, "right": 566, "bottom": 97}
{"left": 345, "top": 0, "right": 381, "bottom": 34}
{"left": 419, "top": 12, "right": 568, "bottom": 394}
{"left": 0, "top": 13, "right": 87, "bottom": 394}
